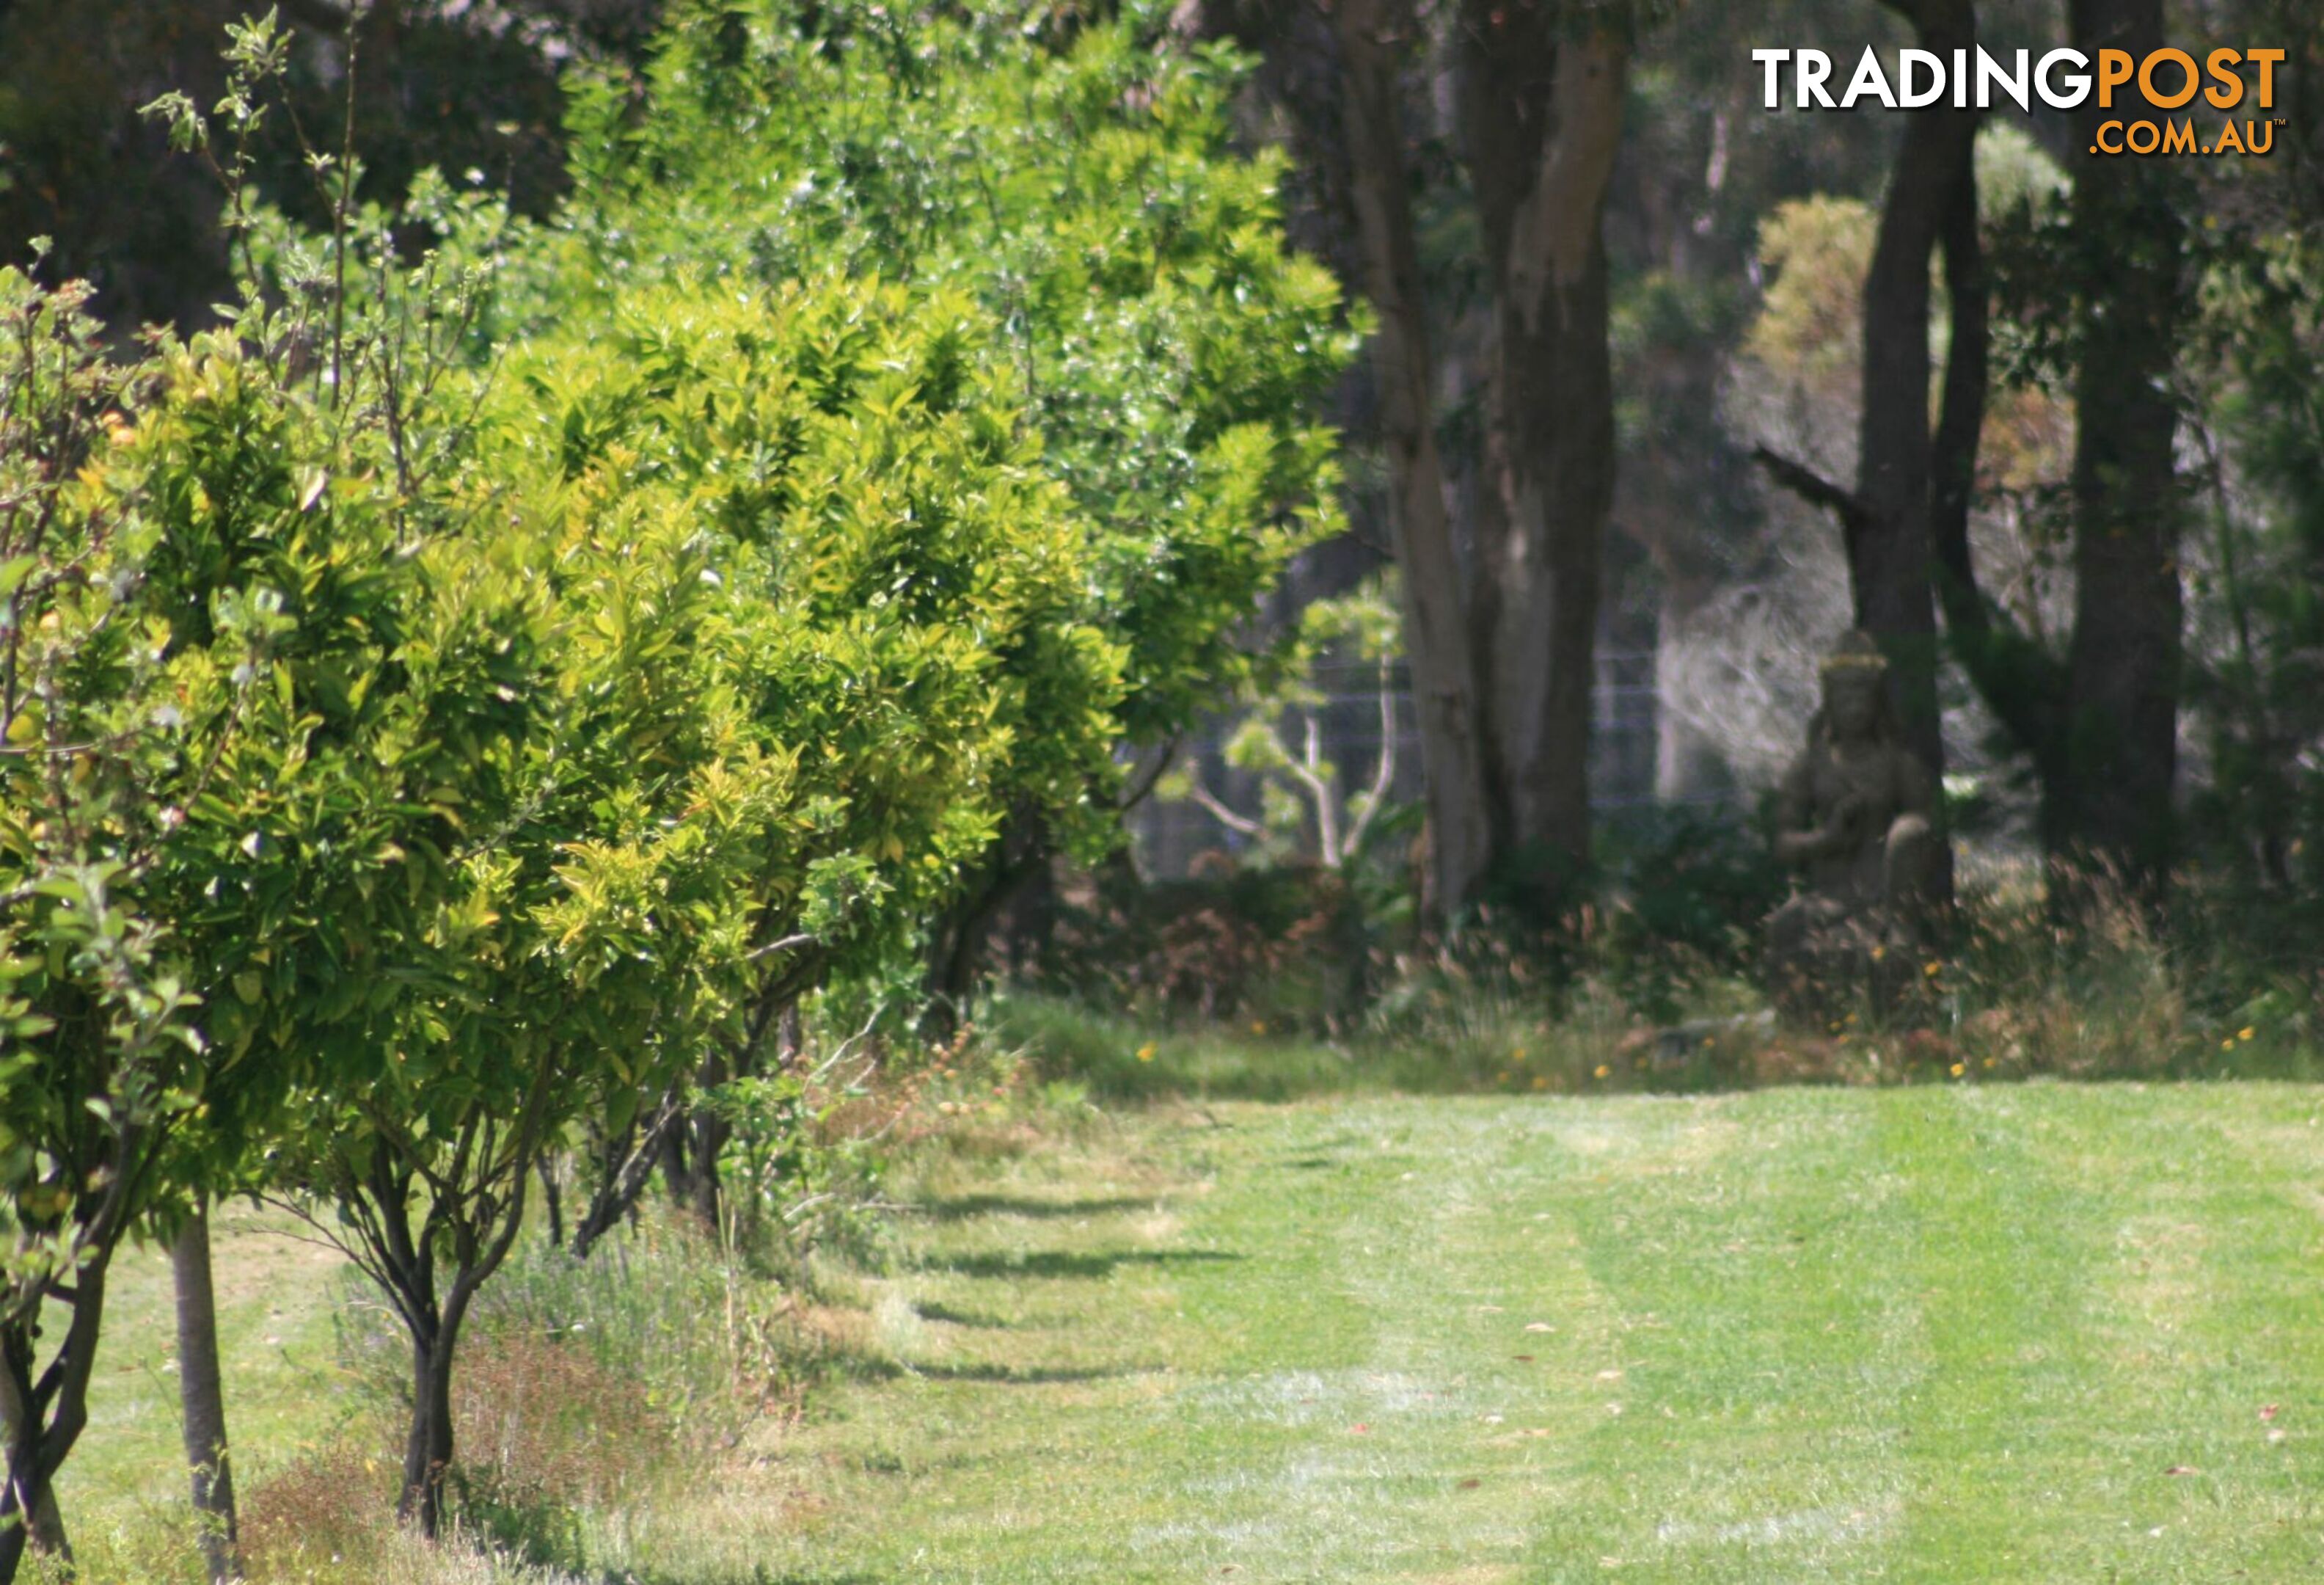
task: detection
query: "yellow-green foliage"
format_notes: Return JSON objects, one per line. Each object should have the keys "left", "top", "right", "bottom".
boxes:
{"left": 520, "top": 0, "right": 1355, "bottom": 748}
{"left": 494, "top": 274, "right": 1125, "bottom": 978}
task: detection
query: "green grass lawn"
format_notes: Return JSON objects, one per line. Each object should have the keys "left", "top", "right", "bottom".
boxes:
{"left": 77, "top": 1081, "right": 2324, "bottom": 1581}
{"left": 64, "top": 1204, "right": 365, "bottom": 1538}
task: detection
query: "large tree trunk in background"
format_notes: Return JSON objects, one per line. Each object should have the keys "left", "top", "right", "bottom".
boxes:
{"left": 172, "top": 1205, "right": 240, "bottom": 1584}
{"left": 1457, "top": 5, "right": 1626, "bottom": 914}
{"left": 1333, "top": 0, "right": 1494, "bottom": 916}
{"left": 2056, "top": 0, "right": 2185, "bottom": 881}
{"left": 1856, "top": 0, "right": 1978, "bottom": 796}
{"left": 1926, "top": 88, "right": 2077, "bottom": 837}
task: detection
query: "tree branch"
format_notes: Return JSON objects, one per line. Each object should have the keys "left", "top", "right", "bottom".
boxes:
{"left": 1188, "top": 779, "right": 1263, "bottom": 838}
{"left": 1751, "top": 444, "right": 1877, "bottom": 550}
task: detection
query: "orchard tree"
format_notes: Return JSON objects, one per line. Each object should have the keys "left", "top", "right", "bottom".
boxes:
{"left": 0, "top": 272, "right": 189, "bottom": 1576}
{"left": 501, "top": 0, "right": 1352, "bottom": 1001}
{"left": 499, "top": 277, "right": 1125, "bottom": 1248}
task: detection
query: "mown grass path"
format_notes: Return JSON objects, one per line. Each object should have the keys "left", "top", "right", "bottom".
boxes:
{"left": 724, "top": 1083, "right": 2324, "bottom": 1583}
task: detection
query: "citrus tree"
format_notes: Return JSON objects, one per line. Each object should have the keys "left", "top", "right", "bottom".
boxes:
{"left": 502, "top": 0, "right": 1353, "bottom": 1000}
{"left": 494, "top": 274, "right": 1123, "bottom": 1248}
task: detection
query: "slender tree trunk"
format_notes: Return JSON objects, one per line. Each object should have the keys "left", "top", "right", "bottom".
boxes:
{"left": 533, "top": 1157, "right": 564, "bottom": 1253}
{"left": 398, "top": 1324, "right": 456, "bottom": 1537}
{"left": 390, "top": 1255, "right": 502, "bottom": 1537}
{"left": 1457, "top": 4, "right": 1628, "bottom": 913}
{"left": 2058, "top": 0, "right": 2185, "bottom": 881}
{"left": 1925, "top": 98, "right": 2078, "bottom": 843}
{"left": 923, "top": 806, "right": 1046, "bottom": 1034}
{"left": 0, "top": 1356, "right": 69, "bottom": 1583}
{"left": 673, "top": 1048, "right": 732, "bottom": 1235}
{"left": 1857, "top": 0, "right": 1978, "bottom": 790}
{"left": 658, "top": 1112, "right": 692, "bottom": 1214}
{"left": 1333, "top": 0, "right": 1494, "bottom": 917}
{"left": 0, "top": 1259, "right": 109, "bottom": 1584}
{"left": 172, "top": 1206, "right": 239, "bottom": 1584}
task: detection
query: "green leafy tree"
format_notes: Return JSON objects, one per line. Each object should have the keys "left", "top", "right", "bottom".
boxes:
{"left": 499, "top": 274, "right": 1125, "bottom": 1247}
{"left": 0, "top": 267, "right": 193, "bottom": 1576}
{"left": 502, "top": 0, "right": 1352, "bottom": 1000}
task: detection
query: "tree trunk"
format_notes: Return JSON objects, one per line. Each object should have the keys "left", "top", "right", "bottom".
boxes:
{"left": 1333, "top": 0, "right": 1494, "bottom": 917}
{"left": 1457, "top": 4, "right": 1627, "bottom": 914}
{"left": 0, "top": 1360, "right": 69, "bottom": 1583}
{"left": 1926, "top": 98, "right": 2077, "bottom": 838}
{"left": 0, "top": 1258, "right": 109, "bottom": 1584}
{"left": 1857, "top": 0, "right": 1978, "bottom": 791}
{"left": 533, "top": 1156, "right": 564, "bottom": 1253}
{"left": 670, "top": 1048, "right": 732, "bottom": 1236}
{"left": 686, "top": 1108, "right": 730, "bottom": 1236}
{"left": 923, "top": 807, "right": 1046, "bottom": 1034}
{"left": 398, "top": 1325, "right": 456, "bottom": 1537}
{"left": 2057, "top": 0, "right": 2185, "bottom": 881}
{"left": 172, "top": 1205, "right": 240, "bottom": 1584}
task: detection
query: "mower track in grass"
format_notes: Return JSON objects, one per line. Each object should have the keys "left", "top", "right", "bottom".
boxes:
{"left": 71, "top": 1084, "right": 2324, "bottom": 1582}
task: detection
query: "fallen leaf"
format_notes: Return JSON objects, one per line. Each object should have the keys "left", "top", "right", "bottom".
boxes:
{"left": 2268, "top": 1429, "right": 2288, "bottom": 1444}
{"left": 1606, "top": 1402, "right": 1623, "bottom": 1415}
{"left": 1458, "top": 1477, "right": 1481, "bottom": 1490}
{"left": 1525, "top": 1321, "right": 1554, "bottom": 1333}
{"left": 1349, "top": 1423, "right": 1369, "bottom": 1435}
{"left": 2260, "top": 1403, "right": 2280, "bottom": 1422}
{"left": 2165, "top": 1465, "right": 2197, "bottom": 1476}
{"left": 1512, "top": 1354, "right": 1534, "bottom": 1362}
{"left": 1597, "top": 1369, "right": 1624, "bottom": 1381}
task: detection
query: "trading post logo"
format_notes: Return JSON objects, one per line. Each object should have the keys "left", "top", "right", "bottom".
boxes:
{"left": 1752, "top": 45, "right": 2288, "bottom": 157}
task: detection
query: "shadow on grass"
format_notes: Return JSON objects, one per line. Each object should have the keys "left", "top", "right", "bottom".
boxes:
{"left": 912, "top": 1300, "right": 1011, "bottom": 1328}
{"left": 920, "top": 1247, "right": 1243, "bottom": 1280}
{"left": 919, "top": 1192, "right": 1158, "bottom": 1222}
{"left": 906, "top": 1360, "right": 1141, "bottom": 1384}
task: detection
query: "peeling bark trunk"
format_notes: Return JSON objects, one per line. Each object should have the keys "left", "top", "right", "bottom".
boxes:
{"left": 172, "top": 1205, "right": 239, "bottom": 1584}
{"left": 1458, "top": 6, "right": 1627, "bottom": 911}
{"left": 1334, "top": 0, "right": 1494, "bottom": 915}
